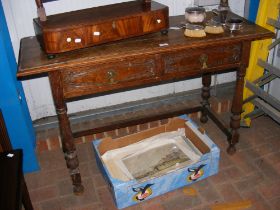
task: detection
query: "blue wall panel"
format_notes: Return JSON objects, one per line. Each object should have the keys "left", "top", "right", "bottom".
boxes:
{"left": 0, "top": 0, "right": 39, "bottom": 172}
{"left": 248, "top": 0, "right": 260, "bottom": 22}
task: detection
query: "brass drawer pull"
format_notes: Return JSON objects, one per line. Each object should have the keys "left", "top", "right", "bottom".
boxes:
{"left": 107, "top": 70, "right": 116, "bottom": 84}
{"left": 199, "top": 54, "right": 208, "bottom": 69}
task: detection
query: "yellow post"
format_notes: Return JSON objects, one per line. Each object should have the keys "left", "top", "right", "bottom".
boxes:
{"left": 242, "top": 0, "right": 279, "bottom": 126}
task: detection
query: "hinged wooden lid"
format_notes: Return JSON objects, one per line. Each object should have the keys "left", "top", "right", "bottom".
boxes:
{"left": 34, "top": 0, "right": 152, "bottom": 22}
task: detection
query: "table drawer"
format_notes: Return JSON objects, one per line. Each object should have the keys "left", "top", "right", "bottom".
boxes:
{"left": 162, "top": 44, "right": 241, "bottom": 76}
{"left": 62, "top": 57, "right": 158, "bottom": 98}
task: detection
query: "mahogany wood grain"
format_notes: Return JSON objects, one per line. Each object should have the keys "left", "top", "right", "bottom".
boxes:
{"left": 35, "top": 0, "right": 151, "bottom": 9}
{"left": 33, "top": 1, "right": 168, "bottom": 54}
{"left": 17, "top": 14, "right": 274, "bottom": 194}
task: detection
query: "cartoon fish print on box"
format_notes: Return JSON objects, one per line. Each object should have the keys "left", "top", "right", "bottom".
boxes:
{"left": 132, "top": 184, "right": 154, "bottom": 202}
{"left": 187, "top": 164, "right": 206, "bottom": 182}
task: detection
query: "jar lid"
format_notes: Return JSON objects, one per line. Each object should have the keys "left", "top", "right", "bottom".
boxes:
{"left": 225, "top": 18, "right": 243, "bottom": 31}
{"left": 185, "top": 7, "right": 205, "bottom": 14}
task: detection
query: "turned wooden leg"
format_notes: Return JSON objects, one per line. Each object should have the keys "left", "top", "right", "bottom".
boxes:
{"left": 57, "top": 107, "right": 84, "bottom": 194}
{"left": 200, "top": 73, "right": 211, "bottom": 123}
{"left": 228, "top": 67, "right": 246, "bottom": 155}
{"left": 49, "top": 72, "right": 84, "bottom": 195}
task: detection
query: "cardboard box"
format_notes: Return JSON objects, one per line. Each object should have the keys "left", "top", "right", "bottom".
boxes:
{"left": 92, "top": 115, "right": 220, "bottom": 209}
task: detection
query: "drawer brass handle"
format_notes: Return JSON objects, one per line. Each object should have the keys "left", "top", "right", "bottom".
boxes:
{"left": 107, "top": 70, "right": 116, "bottom": 84}
{"left": 199, "top": 54, "right": 208, "bottom": 69}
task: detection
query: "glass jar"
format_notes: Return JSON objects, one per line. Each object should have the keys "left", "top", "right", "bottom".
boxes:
{"left": 185, "top": 7, "right": 206, "bottom": 24}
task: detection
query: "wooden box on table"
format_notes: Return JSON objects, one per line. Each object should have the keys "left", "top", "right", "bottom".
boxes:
{"left": 33, "top": 0, "right": 169, "bottom": 54}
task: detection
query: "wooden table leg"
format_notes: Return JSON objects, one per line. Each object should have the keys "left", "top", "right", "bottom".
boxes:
{"left": 49, "top": 72, "right": 84, "bottom": 195}
{"left": 200, "top": 73, "right": 211, "bottom": 123}
{"left": 227, "top": 67, "right": 246, "bottom": 154}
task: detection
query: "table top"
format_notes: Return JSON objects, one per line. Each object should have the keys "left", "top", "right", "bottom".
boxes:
{"left": 0, "top": 149, "right": 23, "bottom": 210}
{"left": 17, "top": 14, "right": 274, "bottom": 78}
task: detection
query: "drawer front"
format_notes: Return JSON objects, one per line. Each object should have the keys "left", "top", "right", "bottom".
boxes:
{"left": 44, "top": 27, "right": 88, "bottom": 53}
{"left": 142, "top": 11, "right": 168, "bottom": 32}
{"left": 163, "top": 44, "right": 241, "bottom": 76}
{"left": 90, "top": 17, "right": 142, "bottom": 44}
{"left": 115, "top": 17, "right": 142, "bottom": 36}
{"left": 62, "top": 57, "right": 158, "bottom": 98}
{"left": 90, "top": 22, "right": 118, "bottom": 43}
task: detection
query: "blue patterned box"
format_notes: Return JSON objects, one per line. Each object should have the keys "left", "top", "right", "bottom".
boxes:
{"left": 92, "top": 115, "right": 220, "bottom": 209}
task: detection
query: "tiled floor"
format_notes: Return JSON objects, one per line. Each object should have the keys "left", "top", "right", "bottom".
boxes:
{"left": 24, "top": 115, "right": 280, "bottom": 210}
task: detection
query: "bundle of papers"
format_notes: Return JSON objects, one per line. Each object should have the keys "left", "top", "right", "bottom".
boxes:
{"left": 101, "top": 129, "right": 202, "bottom": 181}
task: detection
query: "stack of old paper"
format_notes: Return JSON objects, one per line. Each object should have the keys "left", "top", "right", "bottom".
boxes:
{"left": 101, "top": 129, "right": 202, "bottom": 181}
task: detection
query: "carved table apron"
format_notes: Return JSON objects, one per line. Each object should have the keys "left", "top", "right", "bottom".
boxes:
{"left": 17, "top": 15, "right": 274, "bottom": 194}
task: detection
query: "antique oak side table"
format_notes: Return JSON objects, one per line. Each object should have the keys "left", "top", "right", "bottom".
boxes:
{"left": 17, "top": 15, "right": 274, "bottom": 194}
